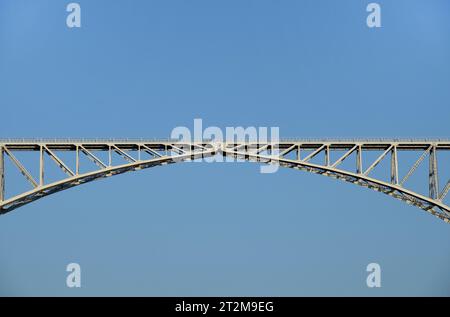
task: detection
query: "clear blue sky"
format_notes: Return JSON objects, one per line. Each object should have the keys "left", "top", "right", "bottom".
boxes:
{"left": 0, "top": 0, "right": 449, "bottom": 296}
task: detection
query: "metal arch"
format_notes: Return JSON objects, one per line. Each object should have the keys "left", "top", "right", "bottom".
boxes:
{"left": 0, "top": 145, "right": 219, "bottom": 214}
{"left": 223, "top": 148, "right": 450, "bottom": 223}
{"left": 0, "top": 139, "right": 449, "bottom": 224}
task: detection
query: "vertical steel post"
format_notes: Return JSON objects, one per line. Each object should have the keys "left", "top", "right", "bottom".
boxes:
{"left": 391, "top": 145, "right": 398, "bottom": 184}
{"left": 39, "top": 145, "right": 44, "bottom": 186}
{"left": 0, "top": 145, "right": 4, "bottom": 201}
{"left": 76, "top": 145, "right": 80, "bottom": 175}
{"left": 356, "top": 144, "right": 362, "bottom": 174}
{"left": 429, "top": 145, "right": 439, "bottom": 199}
{"left": 297, "top": 144, "right": 300, "bottom": 161}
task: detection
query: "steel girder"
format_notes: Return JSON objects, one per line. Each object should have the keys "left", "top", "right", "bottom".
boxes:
{"left": 0, "top": 139, "right": 449, "bottom": 223}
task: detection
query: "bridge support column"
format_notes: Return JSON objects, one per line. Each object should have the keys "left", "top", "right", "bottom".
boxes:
{"left": 356, "top": 145, "right": 362, "bottom": 174}
{"left": 39, "top": 145, "right": 44, "bottom": 186}
{"left": 0, "top": 146, "right": 4, "bottom": 202}
{"left": 391, "top": 146, "right": 398, "bottom": 184}
{"left": 429, "top": 145, "right": 439, "bottom": 199}
{"left": 75, "top": 145, "right": 79, "bottom": 175}
{"left": 325, "top": 145, "right": 330, "bottom": 166}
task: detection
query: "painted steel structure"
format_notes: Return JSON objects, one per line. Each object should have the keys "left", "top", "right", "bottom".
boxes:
{"left": 0, "top": 139, "right": 449, "bottom": 223}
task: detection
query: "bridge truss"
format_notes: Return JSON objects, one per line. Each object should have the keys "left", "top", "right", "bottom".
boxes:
{"left": 0, "top": 139, "right": 449, "bottom": 223}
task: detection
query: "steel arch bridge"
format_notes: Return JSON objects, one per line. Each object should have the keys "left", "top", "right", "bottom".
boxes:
{"left": 0, "top": 138, "right": 449, "bottom": 223}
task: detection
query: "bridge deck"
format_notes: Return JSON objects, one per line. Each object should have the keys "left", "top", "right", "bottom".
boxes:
{"left": 0, "top": 139, "right": 449, "bottom": 151}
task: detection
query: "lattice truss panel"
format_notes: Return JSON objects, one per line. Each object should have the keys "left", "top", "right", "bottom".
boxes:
{"left": 0, "top": 139, "right": 449, "bottom": 223}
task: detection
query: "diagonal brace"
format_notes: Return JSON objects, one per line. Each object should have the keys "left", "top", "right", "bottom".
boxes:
{"left": 256, "top": 144, "right": 270, "bottom": 154}
{"left": 279, "top": 145, "right": 297, "bottom": 157}
{"left": 79, "top": 146, "right": 107, "bottom": 169}
{"left": 44, "top": 146, "right": 75, "bottom": 177}
{"left": 302, "top": 144, "right": 326, "bottom": 162}
{"left": 170, "top": 144, "right": 187, "bottom": 155}
{"left": 3, "top": 147, "right": 38, "bottom": 188}
{"left": 112, "top": 145, "right": 136, "bottom": 163}
{"left": 439, "top": 180, "right": 450, "bottom": 201}
{"left": 400, "top": 146, "right": 431, "bottom": 186}
{"left": 364, "top": 145, "right": 393, "bottom": 176}
{"left": 141, "top": 144, "right": 162, "bottom": 158}
{"left": 331, "top": 145, "right": 358, "bottom": 168}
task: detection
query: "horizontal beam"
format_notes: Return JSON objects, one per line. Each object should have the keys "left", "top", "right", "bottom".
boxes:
{"left": 1, "top": 141, "right": 449, "bottom": 152}
{"left": 1, "top": 138, "right": 449, "bottom": 143}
